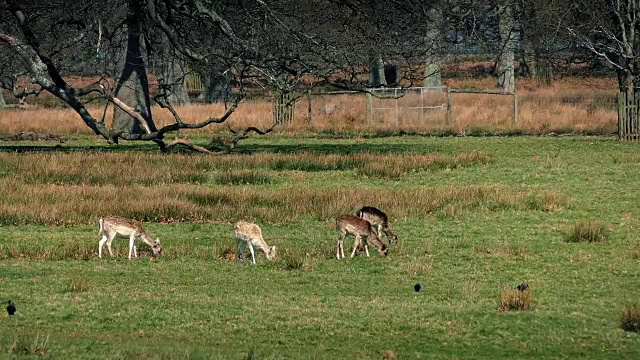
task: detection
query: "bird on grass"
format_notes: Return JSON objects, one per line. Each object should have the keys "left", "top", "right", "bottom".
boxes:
{"left": 6, "top": 300, "right": 16, "bottom": 316}
{"left": 414, "top": 283, "right": 421, "bottom": 292}
{"left": 515, "top": 283, "right": 529, "bottom": 292}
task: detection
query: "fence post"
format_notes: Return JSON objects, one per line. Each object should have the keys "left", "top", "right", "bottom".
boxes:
{"left": 446, "top": 87, "right": 453, "bottom": 126}
{"left": 273, "top": 91, "right": 295, "bottom": 125}
{"left": 514, "top": 93, "right": 518, "bottom": 125}
{"left": 366, "top": 92, "right": 373, "bottom": 123}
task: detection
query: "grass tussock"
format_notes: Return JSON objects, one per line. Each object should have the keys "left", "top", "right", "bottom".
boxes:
{"left": 629, "top": 249, "right": 640, "bottom": 260}
{"left": 0, "top": 181, "right": 570, "bottom": 226}
{"left": 278, "top": 249, "right": 309, "bottom": 270}
{"left": 214, "top": 171, "right": 275, "bottom": 185}
{"left": 65, "top": 276, "right": 92, "bottom": 293}
{"left": 565, "top": 221, "right": 610, "bottom": 243}
{"left": 620, "top": 304, "right": 640, "bottom": 332}
{"left": 499, "top": 288, "right": 533, "bottom": 312}
{"left": 6, "top": 333, "right": 49, "bottom": 357}
{"left": 399, "top": 256, "right": 432, "bottom": 276}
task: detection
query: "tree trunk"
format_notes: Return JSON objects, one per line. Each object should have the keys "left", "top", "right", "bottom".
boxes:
{"left": 369, "top": 55, "right": 387, "bottom": 87}
{"left": 519, "top": 35, "right": 537, "bottom": 78}
{"left": 200, "top": 71, "right": 231, "bottom": 103}
{"left": 496, "top": 3, "right": 515, "bottom": 93}
{"left": 423, "top": 8, "right": 443, "bottom": 88}
{"left": 160, "top": 55, "right": 190, "bottom": 106}
{"left": 112, "top": 0, "right": 156, "bottom": 136}
{"left": 0, "top": 89, "right": 5, "bottom": 109}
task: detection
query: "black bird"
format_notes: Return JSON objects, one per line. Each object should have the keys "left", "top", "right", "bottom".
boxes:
{"left": 414, "top": 283, "right": 421, "bottom": 292}
{"left": 6, "top": 300, "right": 16, "bottom": 316}
{"left": 515, "top": 283, "right": 529, "bottom": 292}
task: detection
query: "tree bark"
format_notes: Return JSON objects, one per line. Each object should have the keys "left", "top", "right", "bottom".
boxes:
{"left": 112, "top": 0, "right": 156, "bottom": 136}
{"left": 369, "top": 54, "right": 387, "bottom": 87}
{"left": 200, "top": 71, "right": 231, "bottom": 103}
{"left": 161, "top": 60, "right": 190, "bottom": 105}
{"left": 159, "top": 34, "right": 190, "bottom": 105}
{"left": 423, "top": 8, "right": 443, "bottom": 88}
{"left": 496, "top": 3, "right": 515, "bottom": 93}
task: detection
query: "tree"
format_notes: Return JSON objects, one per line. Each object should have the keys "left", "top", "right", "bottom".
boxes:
{"left": 0, "top": 0, "right": 473, "bottom": 152}
{"left": 566, "top": 0, "right": 640, "bottom": 96}
{"left": 496, "top": 1, "right": 516, "bottom": 92}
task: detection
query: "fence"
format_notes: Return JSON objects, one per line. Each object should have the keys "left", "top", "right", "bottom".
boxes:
{"left": 364, "top": 86, "right": 517, "bottom": 127}
{"left": 273, "top": 91, "right": 295, "bottom": 124}
{"left": 618, "top": 92, "right": 640, "bottom": 141}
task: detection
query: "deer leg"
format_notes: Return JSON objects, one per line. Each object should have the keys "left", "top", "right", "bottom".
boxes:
{"left": 98, "top": 234, "right": 108, "bottom": 258}
{"left": 128, "top": 235, "right": 136, "bottom": 259}
{"left": 364, "top": 237, "right": 370, "bottom": 257}
{"left": 351, "top": 234, "right": 362, "bottom": 258}
{"left": 236, "top": 239, "right": 242, "bottom": 263}
{"left": 377, "top": 224, "right": 383, "bottom": 239}
{"left": 248, "top": 243, "right": 257, "bottom": 265}
{"left": 106, "top": 233, "right": 116, "bottom": 257}
{"left": 337, "top": 231, "right": 345, "bottom": 259}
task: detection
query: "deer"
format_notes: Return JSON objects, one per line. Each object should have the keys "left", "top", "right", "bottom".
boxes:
{"left": 234, "top": 221, "right": 276, "bottom": 265}
{"left": 356, "top": 206, "right": 398, "bottom": 245}
{"left": 98, "top": 216, "right": 162, "bottom": 260}
{"left": 335, "top": 214, "right": 388, "bottom": 260}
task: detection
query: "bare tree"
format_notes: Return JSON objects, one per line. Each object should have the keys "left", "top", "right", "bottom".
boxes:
{"left": 566, "top": 0, "right": 640, "bottom": 96}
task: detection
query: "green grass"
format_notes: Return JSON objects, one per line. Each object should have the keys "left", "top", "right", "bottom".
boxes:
{"left": 1, "top": 135, "right": 640, "bottom": 359}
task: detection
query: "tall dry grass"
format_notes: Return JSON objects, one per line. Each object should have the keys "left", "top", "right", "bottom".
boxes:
{"left": 0, "top": 179, "right": 570, "bottom": 226}
{"left": 0, "top": 151, "right": 490, "bottom": 184}
{"left": 0, "top": 77, "right": 617, "bottom": 136}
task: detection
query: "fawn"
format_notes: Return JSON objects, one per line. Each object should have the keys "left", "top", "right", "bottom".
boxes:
{"left": 98, "top": 216, "right": 162, "bottom": 259}
{"left": 234, "top": 220, "right": 276, "bottom": 264}
{"left": 335, "top": 214, "right": 388, "bottom": 259}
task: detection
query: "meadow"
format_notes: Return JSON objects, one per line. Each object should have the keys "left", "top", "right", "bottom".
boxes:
{"left": 0, "top": 75, "right": 639, "bottom": 359}
{"left": 1, "top": 133, "right": 640, "bottom": 359}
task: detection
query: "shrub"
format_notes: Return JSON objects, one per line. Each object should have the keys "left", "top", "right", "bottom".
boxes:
{"left": 565, "top": 221, "right": 609, "bottom": 243}
{"left": 620, "top": 304, "right": 640, "bottom": 332}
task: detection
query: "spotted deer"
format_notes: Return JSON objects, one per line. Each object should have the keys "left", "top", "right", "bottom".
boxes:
{"left": 335, "top": 214, "right": 388, "bottom": 259}
{"left": 98, "top": 216, "right": 162, "bottom": 259}
{"left": 356, "top": 206, "right": 398, "bottom": 245}
{"left": 234, "top": 221, "right": 276, "bottom": 264}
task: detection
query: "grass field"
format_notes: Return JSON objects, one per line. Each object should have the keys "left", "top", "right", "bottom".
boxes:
{"left": 1, "top": 134, "right": 640, "bottom": 359}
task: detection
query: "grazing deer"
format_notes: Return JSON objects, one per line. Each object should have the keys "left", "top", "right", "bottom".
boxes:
{"left": 98, "top": 216, "right": 162, "bottom": 259}
{"left": 234, "top": 221, "right": 276, "bottom": 265}
{"left": 335, "top": 214, "right": 388, "bottom": 259}
{"left": 356, "top": 206, "right": 398, "bottom": 245}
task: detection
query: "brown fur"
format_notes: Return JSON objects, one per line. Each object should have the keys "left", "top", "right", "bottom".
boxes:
{"left": 335, "top": 214, "right": 388, "bottom": 259}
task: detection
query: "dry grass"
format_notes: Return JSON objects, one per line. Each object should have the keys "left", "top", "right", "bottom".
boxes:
{"left": 499, "top": 288, "right": 533, "bottom": 312}
{"left": 65, "top": 276, "right": 92, "bottom": 293}
{"left": 399, "top": 255, "right": 433, "bottom": 276}
{"left": 565, "top": 220, "right": 610, "bottom": 243}
{"left": 0, "top": 77, "right": 617, "bottom": 136}
{"left": 0, "top": 179, "right": 570, "bottom": 226}
{"left": 0, "top": 152, "right": 489, "bottom": 184}
{"left": 620, "top": 304, "right": 640, "bottom": 332}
